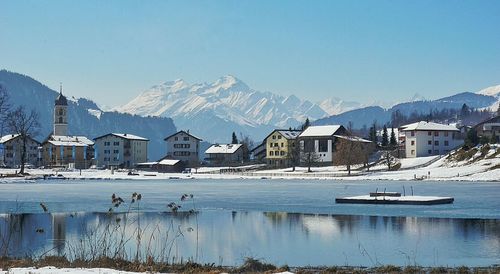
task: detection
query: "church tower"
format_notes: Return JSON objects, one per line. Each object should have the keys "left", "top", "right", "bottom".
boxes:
{"left": 54, "top": 83, "right": 68, "bottom": 136}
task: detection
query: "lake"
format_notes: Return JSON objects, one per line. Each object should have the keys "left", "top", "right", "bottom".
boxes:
{"left": 0, "top": 179, "right": 499, "bottom": 267}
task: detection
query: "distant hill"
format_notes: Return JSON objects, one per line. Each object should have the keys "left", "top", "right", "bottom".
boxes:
{"left": 314, "top": 92, "right": 498, "bottom": 128}
{"left": 0, "top": 70, "right": 176, "bottom": 160}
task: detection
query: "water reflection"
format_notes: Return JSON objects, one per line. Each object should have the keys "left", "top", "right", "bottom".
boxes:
{"left": 1, "top": 211, "right": 499, "bottom": 266}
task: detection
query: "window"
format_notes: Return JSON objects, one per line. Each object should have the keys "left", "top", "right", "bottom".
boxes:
{"left": 58, "top": 117, "right": 63, "bottom": 123}
{"left": 434, "top": 131, "right": 439, "bottom": 137}
{"left": 319, "top": 139, "right": 328, "bottom": 152}
{"left": 411, "top": 131, "right": 415, "bottom": 137}
{"left": 174, "top": 137, "right": 178, "bottom": 141}
{"left": 281, "top": 143, "right": 284, "bottom": 147}
{"left": 113, "top": 150, "right": 119, "bottom": 154}
{"left": 411, "top": 140, "right": 415, "bottom": 146}
{"left": 444, "top": 140, "right": 449, "bottom": 146}
{"left": 278, "top": 135, "right": 282, "bottom": 139}
{"left": 113, "top": 141, "right": 120, "bottom": 146}
{"left": 269, "top": 151, "right": 274, "bottom": 156}
{"left": 183, "top": 137, "right": 189, "bottom": 141}
{"left": 280, "top": 151, "right": 285, "bottom": 156}
{"left": 444, "top": 132, "right": 449, "bottom": 137}
{"left": 434, "top": 140, "right": 439, "bottom": 146}
{"left": 428, "top": 150, "right": 432, "bottom": 154}
{"left": 274, "top": 143, "right": 279, "bottom": 147}
{"left": 272, "top": 135, "right": 276, "bottom": 139}
{"left": 411, "top": 150, "right": 415, "bottom": 155}
{"left": 428, "top": 131, "right": 431, "bottom": 136}
{"left": 104, "top": 142, "right": 110, "bottom": 146}
{"left": 428, "top": 140, "right": 432, "bottom": 145}
{"left": 104, "top": 150, "right": 110, "bottom": 154}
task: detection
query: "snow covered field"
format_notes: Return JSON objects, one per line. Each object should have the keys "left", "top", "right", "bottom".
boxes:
{"left": 0, "top": 146, "right": 498, "bottom": 183}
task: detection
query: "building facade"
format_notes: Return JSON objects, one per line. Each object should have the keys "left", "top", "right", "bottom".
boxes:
{"left": 41, "top": 135, "right": 94, "bottom": 169}
{"left": 94, "top": 133, "right": 149, "bottom": 168}
{"left": 401, "top": 121, "right": 461, "bottom": 158}
{"left": 205, "top": 144, "right": 244, "bottom": 166}
{"left": 164, "top": 130, "right": 202, "bottom": 167}
{"left": 0, "top": 134, "right": 40, "bottom": 168}
{"left": 474, "top": 116, "right": 500, "bottom": 143}
{"left": 265, "top": 129, "right": 301, "bottom": 167}
{"left": 298, "top": 125, "right": 348, "bottom": 164}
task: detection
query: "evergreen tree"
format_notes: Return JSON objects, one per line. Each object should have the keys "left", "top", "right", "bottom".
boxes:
{"left": 460, "top": 103, "right": 470, "bottom": 118}
{"left": 231, "top": 132, "right": 238, "bottom": 144}
{"left": 369, "top": 121, "right": 378, "bottom": 143}
{"left": 390, "top": 127, "right": 397, "bottom": 147}
{"left": 302, "top": 118, "right": 311, "bottom": 130}
{"left": 381, "top": 125, "right": 388, "bottom": 147}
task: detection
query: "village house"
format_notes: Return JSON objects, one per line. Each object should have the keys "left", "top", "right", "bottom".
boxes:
{"left": 41, "top": 88, "right": 94, "bottom": 169}
{"left": 205, "top": 144, "right": 244, "bottom": 166}
{"left": 473, "top": 115, "right": 500, "bottom": 143}
{"left": 265, "top": 129, "right": 301, "bottom": 167}
{"left": 298, "top": 125, "right": 348, "bottom": 164}
{"left": 164, "top": 130, "right": 202, "bottom": 167}
{"left": 136, "top": 158, "right": 184, "bottom": 173}
{"left": 94, "top": 133, "right": 149, "bottom": 168}
{"left": 0, "top": 134, "right": 40, "bottom": 168}
{"left": 250, "top": 142, "right": 266, "bottom": 163}
{"left": 400, "top": 121, "right": 461, "bottom": 158}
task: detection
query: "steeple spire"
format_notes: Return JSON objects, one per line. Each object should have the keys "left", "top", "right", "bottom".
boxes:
{"left": 59, "top": 82, "right": 63, "bottom": 94}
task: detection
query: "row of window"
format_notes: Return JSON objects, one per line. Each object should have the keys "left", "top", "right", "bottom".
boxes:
{"left": 269, "top": 151, "right": 286, "bottom": 156}
{"left": 104, "top": 141, "right": 121, "bottom": 146}
{"left": 174, "top": 144, "right": 191, "bottom": 149}
{"left": 5, "top": 153, "right": 37, "bottom": 158}
{"left": 173, "top": 137, "right": 190, "bottom": 141}
{"left": 410, "top": 140, "right": 449, "bottom": 146}
{"left": 410, "top": 131, "right": 451, "bottom": 137}
{"left": 271, "top": 135, "right": 282, "bottom": 140}
{"left": 103, "top": 157, "right": 120, "bottom": 161}
{"left": 173, "top": 151, "right": 191, "bottom": 156}
{"left": 103, "top": 150, "right": 120, "bottom": 154}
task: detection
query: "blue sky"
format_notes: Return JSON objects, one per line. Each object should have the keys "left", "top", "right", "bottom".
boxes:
{"left": 1, "top": 0, "right": 499, "bottom": 107}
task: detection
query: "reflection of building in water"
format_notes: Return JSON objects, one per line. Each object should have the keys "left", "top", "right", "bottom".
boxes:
{"left": 52, "top": 213, "right": 66, "bottom": 254}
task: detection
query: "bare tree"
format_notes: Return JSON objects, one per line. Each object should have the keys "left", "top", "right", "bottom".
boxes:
{"left": 286, "top": 140, "right": 300, "bottom": 171}
{"left": 334, "top": 137, "right": 365, "bottom": 175}
{"left": 300, "top": 151, "right": 321, "bottom": 172}
{"left": 239, "top": 133, "right": 254, "bottom": 162}
{"left": 7, "top": 106, "right": 40, "bottom": 174}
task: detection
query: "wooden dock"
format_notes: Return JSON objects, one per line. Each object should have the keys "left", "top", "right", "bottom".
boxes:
{"left": 335, "top": 195, "right": 454, "bottom": 205}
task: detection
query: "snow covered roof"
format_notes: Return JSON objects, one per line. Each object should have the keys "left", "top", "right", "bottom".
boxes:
{"left": 94, "top": 133, "right": 149, "bottom": 141}
{"left": 46, "top": 135, "right": 94, "bottom": 147}
{"left": 333, "top": 135, "right": 372, "bottom": 143}
{"left": 205, "top": 144, "right": 242, "bottom": 154}
{"left": 164, "top": 130, "right": 202, "bottom": 141}
{"left": 299, "top": 125, "right": 343, "bottom": 137}
{"left": 277, "top": 130, "right": 301, "bottom": 139}
{"left": 400, "top": 121, "right": 459, "bottom": 132}
{"left": 158, "top": 159, "right": 181, "bottom": 166}
{"left": 0, "top": 134, "right": 20, "bottom": 143}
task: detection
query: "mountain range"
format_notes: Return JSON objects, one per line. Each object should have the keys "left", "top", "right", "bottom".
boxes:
{"left": 0, "top": 70, "right": 177, "bottom": 160}
{"left": 117, "top": 76, "right": 500, "bottom": 142}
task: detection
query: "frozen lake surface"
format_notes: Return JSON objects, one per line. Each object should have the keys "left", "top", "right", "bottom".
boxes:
{"left": 0, "top": 179, "right": 499, "bottom": 267}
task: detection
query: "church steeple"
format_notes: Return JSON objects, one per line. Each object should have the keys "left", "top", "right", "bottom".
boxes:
{"left": 54, "top": 82, "right": 68, "bottom": 136}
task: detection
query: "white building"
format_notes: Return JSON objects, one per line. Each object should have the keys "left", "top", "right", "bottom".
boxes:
{"left": 205, "top": 144, "right": 244, "bottom": 165}
{"left": 298, "top": 125, "right": 348, "bottom": 163}
{"left": 0, "top": 134, "right": 40, "bottom": 168}
{"left": 94, "top": 133, "right": 149, "bottom": 168}
{"left": 400, "top": 121, "right": 461, "bottom": 158}
{"left": 164, "top": 130, "right": 202, "bottom": 167}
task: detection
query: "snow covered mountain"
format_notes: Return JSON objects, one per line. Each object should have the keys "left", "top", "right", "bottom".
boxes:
{"left": 318, "top": 97, "right": 363, "bottom": 116}
{"left": 477, "top": 84, "right": 500, "bottom": 112}
{"left": 117, "top": 75, "right": 328, "bottom": 142}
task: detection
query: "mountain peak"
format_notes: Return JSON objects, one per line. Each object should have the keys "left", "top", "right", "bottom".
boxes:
{"left": 477, "top": 84, "right": 500, "bottom": 98}
{"left": 211, "top": 75, "right": 249, "bottom": 91}
{"left": 410, "top": 93, "right": 426, "bottom": 102}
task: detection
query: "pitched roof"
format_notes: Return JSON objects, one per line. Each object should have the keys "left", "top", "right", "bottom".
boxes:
{"left": 94, "top": 133, "right": 149, "bottom": 141}
{"left": 299, "top": 125, "right": 343, "bottom": 137}
{"left": 0, "top": 134, "right": 40, "bottom": 144}
{"left": 158, "top": 159, "right": 181, "bottom": 166}
{"left": 164, "top": 130, "right": 202, "bottom": 141}
{"left": 263, "top": 129, "right": 302, "bottom": 143}
{"left": 474, "top": 115, "right": 500, "bottom": 129}
{"left": 205, "top": 144, "right": 242, "bottom": 154}
{"left": 55, "top": 92, "right": 68, "bottom": 106}
{"left": 45, "top": 135, "right": 94, "bottom": 147}
{"left": 333, "top": 135, "right": 372, "bottom": 143}
{"left": 400, "top": 121, "right": 459, "bottom": 132}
